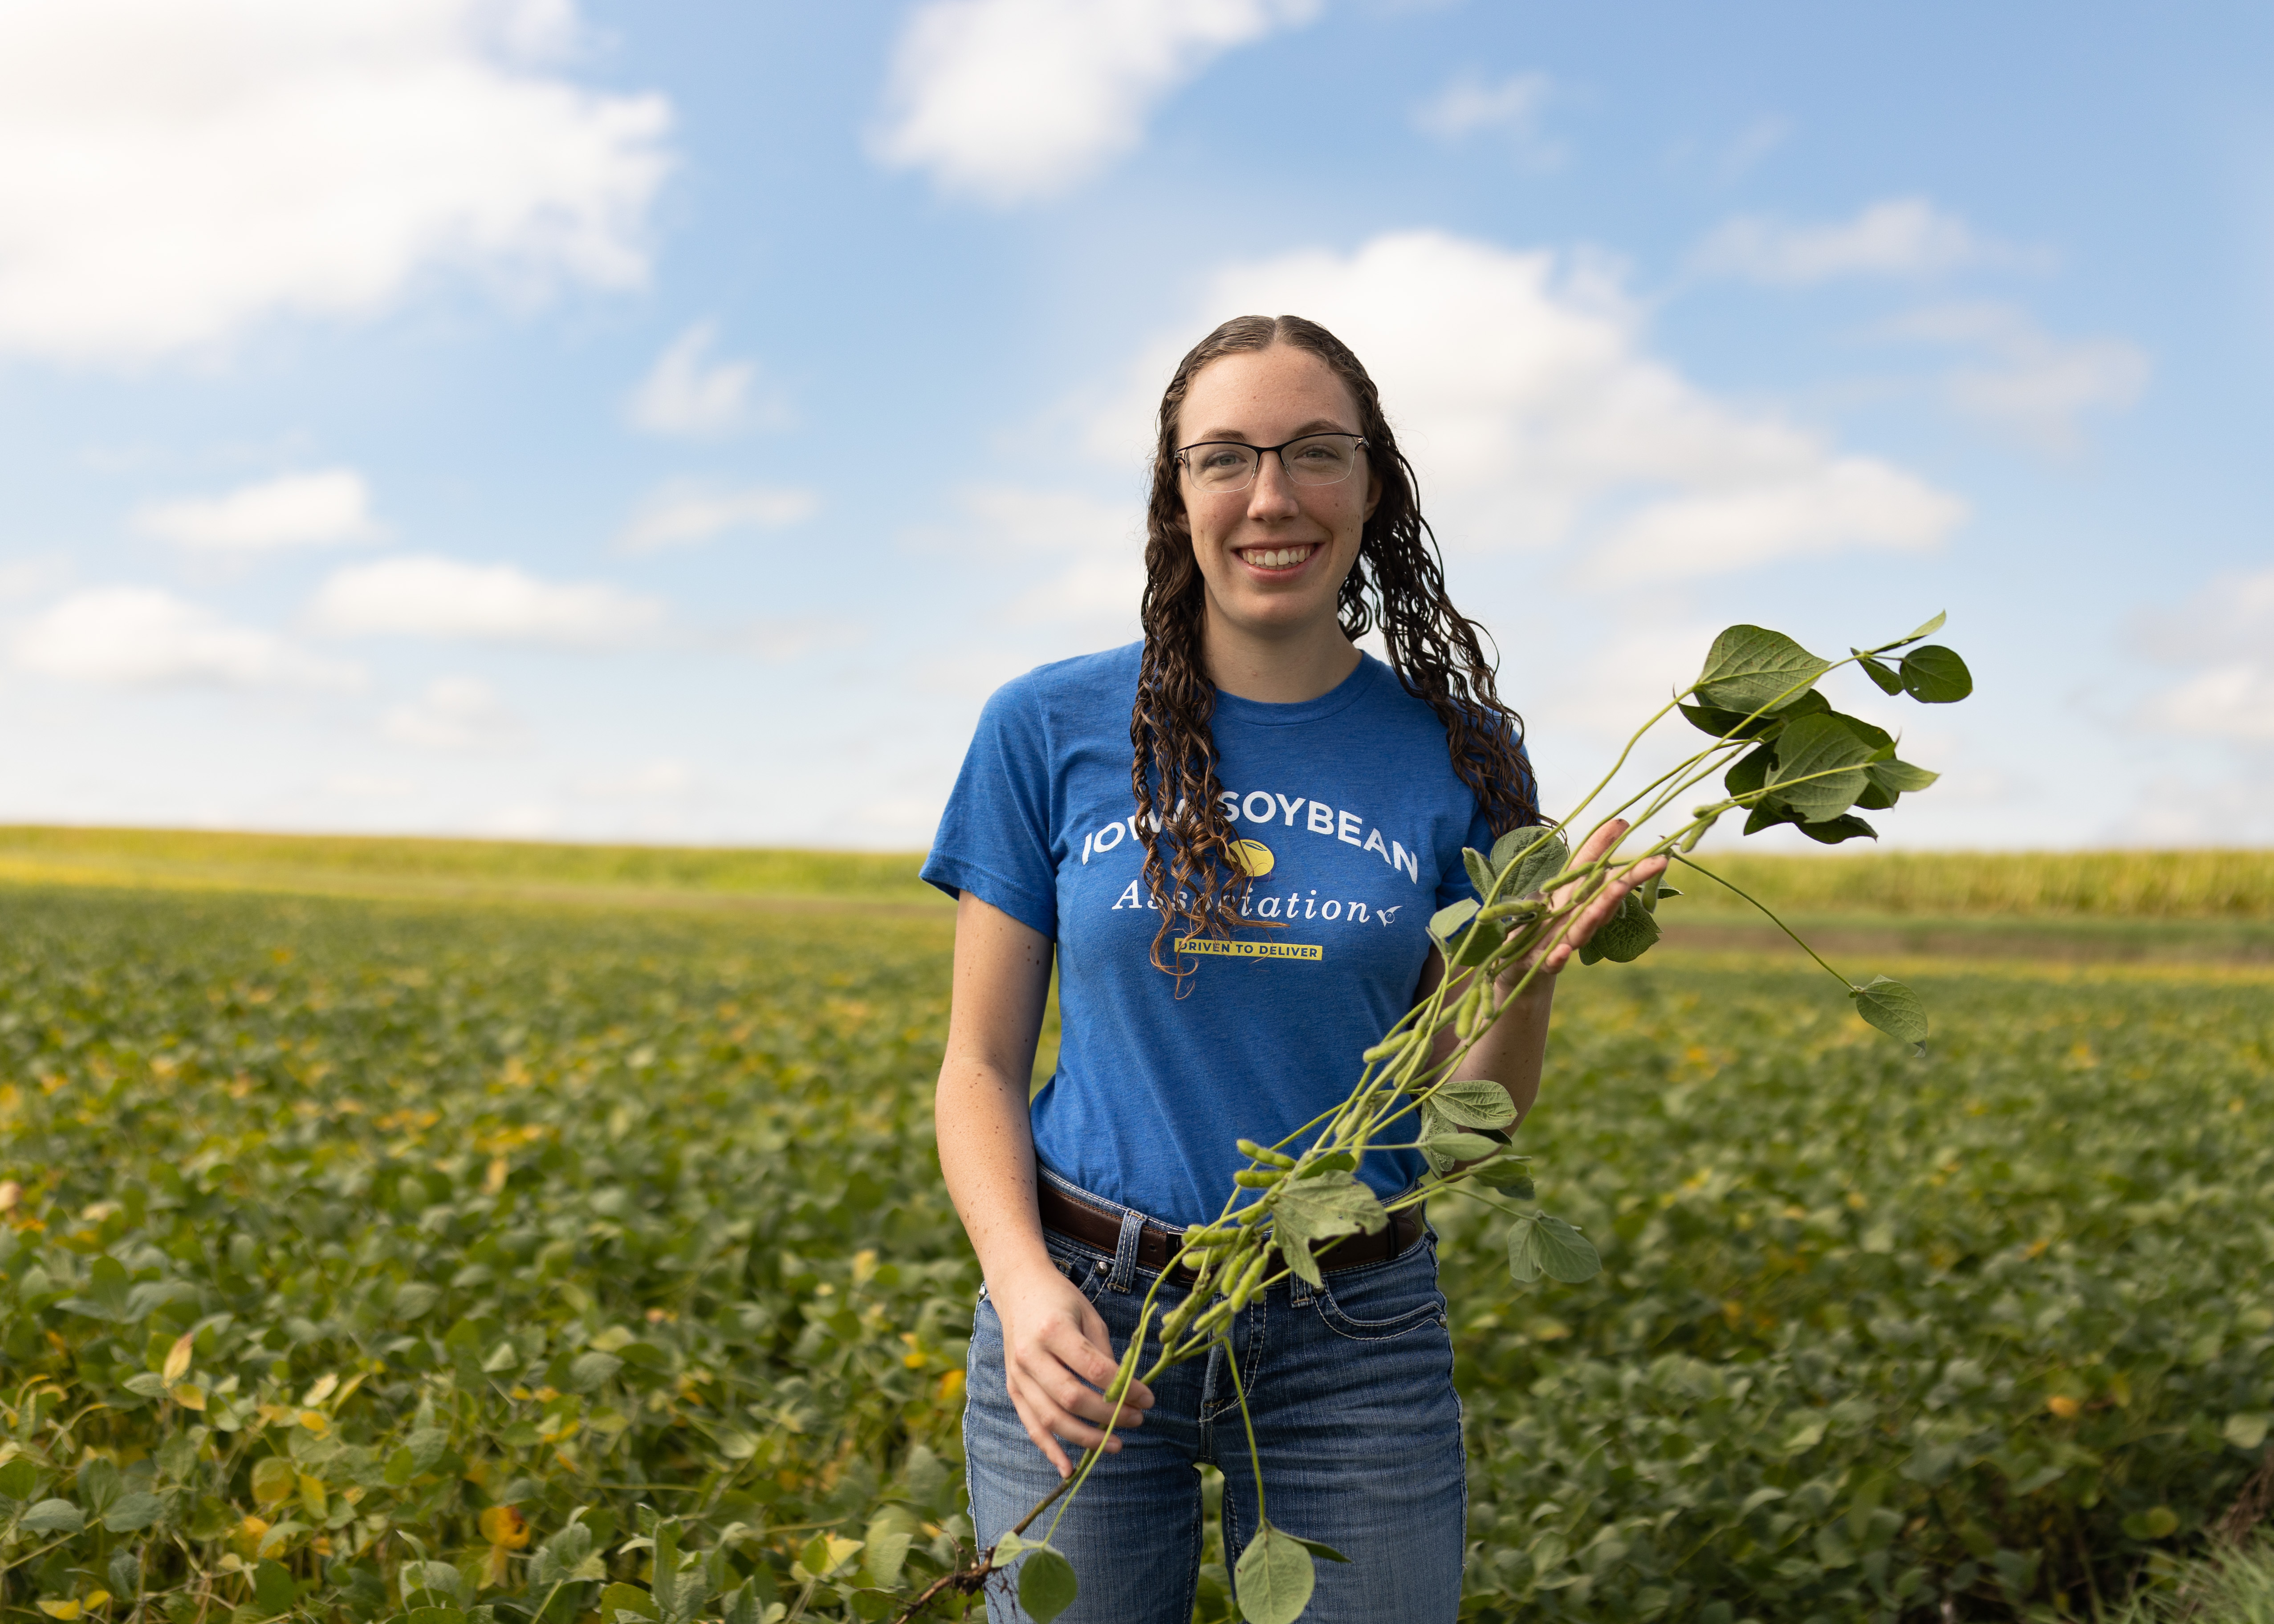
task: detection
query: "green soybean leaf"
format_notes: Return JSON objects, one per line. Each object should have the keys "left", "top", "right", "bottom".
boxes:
{"left": 1829, "top": 712, "right": 1895, "bottom": 755}
{"left": 1694, "top": 625, "right": 1833, "bottom": 714}
{"left": 1725, "top": 743, "right": 1774, "bottom": 799}
{"left": 565, "top": 1352, "right": 622, "bottom": 1393}
{"left": 252, "top": 1559, "right": 298, "bottom": 1617}
{"left": 719, "top": 1580, "right": 760, "bottom": 1624}
{"left": 1850, "top": 976, "right": 1929, "bottom": 1047}
{"left": 1869, "top": 759, "right": 1940, "bottom": 793}
{"left": 0, "top": 1457, "right": 37, "bottom": 1500}
{"left": 1856, "top": 778, "right": 1897, "bottom": 812}
{"left": 1899, "top": 645, "right": 1973, "bottom": 702}
{"left": 1768, "top": 714, "right": 1877, "bottom": 819}
{"left": 1797, "top": 814, "right": 1878, "bottom": 844}
{"left": 1898, "top": 609, "right": 1947, "bottom": 645}
{"left": 1427, "top": 897, "right": 1478, "bottom": 944}
{"left": 599, "top": 1584, "right": 657, "bottom": 1621}
{"left": 1461, "top": 846, "right": 1493, "bottom": 897}
{"left": 1420, "top": 1129, "right": 1499, "bottom": 1167}
{"left": 1477, "top": 1161, "right": 1535, "bottom": 1197}
{"left": 1427, "top": 1078, "right": 1517, "bottom": 1130}
{"left": 102, "top": 1492, "right": 164, "bottom": 1533}
{"left": 990, "top": 1531, "right": 1028, "bottom": 1564}
{"left": 1273, "top": 1173, "right": 1387, "bottom": 1287}
{"left": 1534, "top": 1215, "right": 1602, "bottom": 1283}
{"left": 1448, "top": 915, "right": 1503, "bottom": 969}
{"left": 1290, "top": 1537, "right": 1351, "bottom": 1563}
{"left": 1507, "top": 1216, "right": 1545, "bottom": 1283}
{"left": 76, "top": 1459, "right": 120, "bottom": 1513}
{"left": 1586, "top": 889, "right": 1660, "bottom": 964}
{"left": 59, "top": 1256, "right": 134, "bottom": 1322}
{"left": 21, "top": 1498, "right": 85, "bottom": 1535}
{"left": 1743, "top": 800, "right": 1798, "bottom": 836}
{"left": 1489, "top": 826, "right": 1566, "bottom": 897}
{"left": 1857, "top": 654, "right": 1905, "bottom": 694}
{"left": 1017, "top": 1546, "right": 1078, "bottom": 1623}
{"left": 1680, "top": 688, "right": 1828, "bottom": 741}
{"left": 1234, "top": 1521, "right": 1316, "bottom": 1624}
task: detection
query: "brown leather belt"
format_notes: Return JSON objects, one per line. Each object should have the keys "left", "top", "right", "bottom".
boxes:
{"left": 1037, "top": 1179, "right": 1424, "bottom": 1287}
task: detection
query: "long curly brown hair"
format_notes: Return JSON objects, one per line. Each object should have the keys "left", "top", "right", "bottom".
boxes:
{"left": 1132, "top": 313, "right": 1539, "bottom": 975}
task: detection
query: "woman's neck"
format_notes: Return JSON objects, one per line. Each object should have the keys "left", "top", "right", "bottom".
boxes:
{"left": 1202, "top": 609, "right": 1363, "bottom": 704}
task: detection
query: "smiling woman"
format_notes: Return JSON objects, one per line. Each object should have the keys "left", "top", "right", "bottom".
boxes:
{"left": 919, "top": 315, "right": 1660, "bottom": 1623}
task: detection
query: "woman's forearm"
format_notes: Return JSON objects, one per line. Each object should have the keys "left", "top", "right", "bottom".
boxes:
{"left": 936, "top": 1060, "right": 1058, "bottom": 1292}
{"left": 1427, "top": 967, "right": 1555, "bottom": 1130}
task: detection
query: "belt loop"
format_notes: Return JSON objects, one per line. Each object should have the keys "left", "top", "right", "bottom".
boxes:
{"left": 1287, "top": 1271, "right": 1313, "bottom": 1307}
{"left": 1108, "top": 1207, "right": 1144, "bottom": 1293}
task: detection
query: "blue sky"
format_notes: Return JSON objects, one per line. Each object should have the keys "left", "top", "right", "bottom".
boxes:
{"left": 1, "top": 0, "right": 2269, "bottom": 850}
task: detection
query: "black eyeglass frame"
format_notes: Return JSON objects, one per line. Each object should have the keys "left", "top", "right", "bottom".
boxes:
{"left": 1173, "top": 432, "right": 1370, "bottom": 491}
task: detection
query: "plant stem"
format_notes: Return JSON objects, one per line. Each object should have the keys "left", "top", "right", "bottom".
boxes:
{"left": 1221, "top": 1334, "right": 1266, "bottom": 1528}
{"left": 1669, "top": 853, "right": 1853, "bottom": 988}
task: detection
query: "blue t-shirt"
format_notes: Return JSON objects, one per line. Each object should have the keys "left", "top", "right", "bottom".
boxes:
{"left": 921, "top": 643, "right": 1498, "bottom": 1227}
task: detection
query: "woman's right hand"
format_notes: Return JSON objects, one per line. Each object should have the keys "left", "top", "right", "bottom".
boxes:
{"left": 991, "top": 1258, "right": 1156, "bottom": 1478}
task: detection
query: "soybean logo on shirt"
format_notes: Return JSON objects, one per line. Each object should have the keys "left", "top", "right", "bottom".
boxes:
{"left": 1080, "top": 788, "right": 1423, "bottom": 962}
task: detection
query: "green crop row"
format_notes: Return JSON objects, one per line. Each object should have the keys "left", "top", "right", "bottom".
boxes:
{"left": 0, "top": 884, "right": 2268, "bottom": 1624}
{"left": 2, "top": 828, "right": 2269, "bottom": 922}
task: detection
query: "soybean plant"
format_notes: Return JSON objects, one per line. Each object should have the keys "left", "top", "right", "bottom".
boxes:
{"left": 896, "top": 614, "right": 1973, "bottom": 1624}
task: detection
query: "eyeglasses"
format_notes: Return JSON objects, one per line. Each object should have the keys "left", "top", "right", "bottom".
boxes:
{"left": 1175, "top": 433, "right": 1367, "bottom": 494}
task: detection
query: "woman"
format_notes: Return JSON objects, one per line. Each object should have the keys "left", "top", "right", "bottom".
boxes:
{"left": 923, "top": 315, "right": 1659, "bottom": 1623}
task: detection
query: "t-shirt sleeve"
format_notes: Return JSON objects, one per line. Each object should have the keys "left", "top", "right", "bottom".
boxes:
{"left": 920, "top": 678, "right": 1060, "bottom": 940}
{"left": 1433, "top": 739, "right": 1537, "bottom": 912}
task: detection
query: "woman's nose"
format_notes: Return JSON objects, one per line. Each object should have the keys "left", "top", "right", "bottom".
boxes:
{"left": 1246, "top": 453, "right": 1302, "bottom": 518}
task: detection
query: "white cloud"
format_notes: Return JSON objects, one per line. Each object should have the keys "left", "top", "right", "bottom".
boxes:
{"left": 1887, "top": 303, "right": 2151, "bottom": 453}
{"left": 912, "top": 484, "right": 1144, "bottom": 632}
{"left": 309, "top": 554, "right": 665, "bottom": 646}
{"left": 1693, "top": 197, "right": 2010, "bottom": 284}
{"left": 871, "top": 0, "right": 1319, "bottom": 205}
{"left": 133, "top": 468, "right": 384, "bottom": 554}
{"left": 0, "top": 0, "right": 671, "bottom": 361}
{"left": 2133, "top": 566, "right": 2274, "bottom": 746}
{"left": 1412, "top": 71, "right": 1561, "bottom": 165}
{"left": 624, "top": 324, "right": 784, "bottom": 438}
{"left": 381, "top": 675, "right": 519, "bottom": 749}
{"left": 323, "top": 771, "right": 419, "bottom": 800}
{"left": 733, "top": 617, "right": 870, "bottom": 663}
{"left": 2139, "top": 664, "right": 2274, "bottom": 743}
{"left": 12, "top": 586, "right": 362, "bottom": 687}
{"left": 1094, "top": 230, "right": 1965, "bottom": 582}
{"left": 616, "top": 483, "right": 818, "bottom": 553}
{"left": 574, "top": 758, "right": 693, "bottom": 800}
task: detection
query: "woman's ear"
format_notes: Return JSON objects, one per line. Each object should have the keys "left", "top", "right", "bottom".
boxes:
{"left": 1363, "top": 469, "right": 1383, "bottom": 523}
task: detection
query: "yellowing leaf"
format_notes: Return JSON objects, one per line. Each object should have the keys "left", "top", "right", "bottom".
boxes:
{"left": 250, "top": 1457, "right": 296, "bottom": 1507}
{"left": 297, "top": 1410, "right": 330, "bottom": 1435}
{"left": 171, "top": 1383, "right": 207, "bottom": 1411}
{"left": 37, "top": 1600, "right": 81, "bottom": 1620}
{"left": 163, "top": 1332, "right": 194, "bottom": 1384}
{"left": 479, "top": 1505, "right": 530, "bottom": 1549}
{"left": 2047, "top": 1395, "right": 2081, "bottom": 1419}
{"left": 300, "top": 1373, "right": 339, "bottom": 1408}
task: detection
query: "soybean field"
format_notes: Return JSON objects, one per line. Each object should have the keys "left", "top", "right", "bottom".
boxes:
{"left": 0, "top": 843, "right": 2269, "bottom": 1624}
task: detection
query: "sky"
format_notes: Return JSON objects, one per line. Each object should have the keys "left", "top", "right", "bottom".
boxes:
{"left": 1, "top": 0, "right": 2270, "bottom": 852}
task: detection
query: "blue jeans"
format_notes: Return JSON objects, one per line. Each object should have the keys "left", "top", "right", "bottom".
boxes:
{"left": 963, "top": 1206, "right": 1465, "bottom": 1624}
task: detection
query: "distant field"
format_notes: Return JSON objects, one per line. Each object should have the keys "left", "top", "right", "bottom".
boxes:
{"left": 3, "top": 826, "right": 2269, "bottom": 919}
{"left": 0, "top": 825, "right": 940, "bottom": 908}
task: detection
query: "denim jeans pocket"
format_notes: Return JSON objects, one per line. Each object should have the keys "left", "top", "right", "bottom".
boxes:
{"left": 1044, "top": 1235, "right": 1112, "bottom": 1303}
{"left": 1313, "top": 1242, "right": 1448, "bottom": 1342}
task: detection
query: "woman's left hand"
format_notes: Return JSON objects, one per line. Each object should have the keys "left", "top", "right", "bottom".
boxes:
{"left": 1501, "top": 818, "right": 1668, "bottom": 984}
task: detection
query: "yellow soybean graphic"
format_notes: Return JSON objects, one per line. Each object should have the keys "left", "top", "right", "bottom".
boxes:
{"left": 1228, "top": 838, "right": 1275, "bottom": 877}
